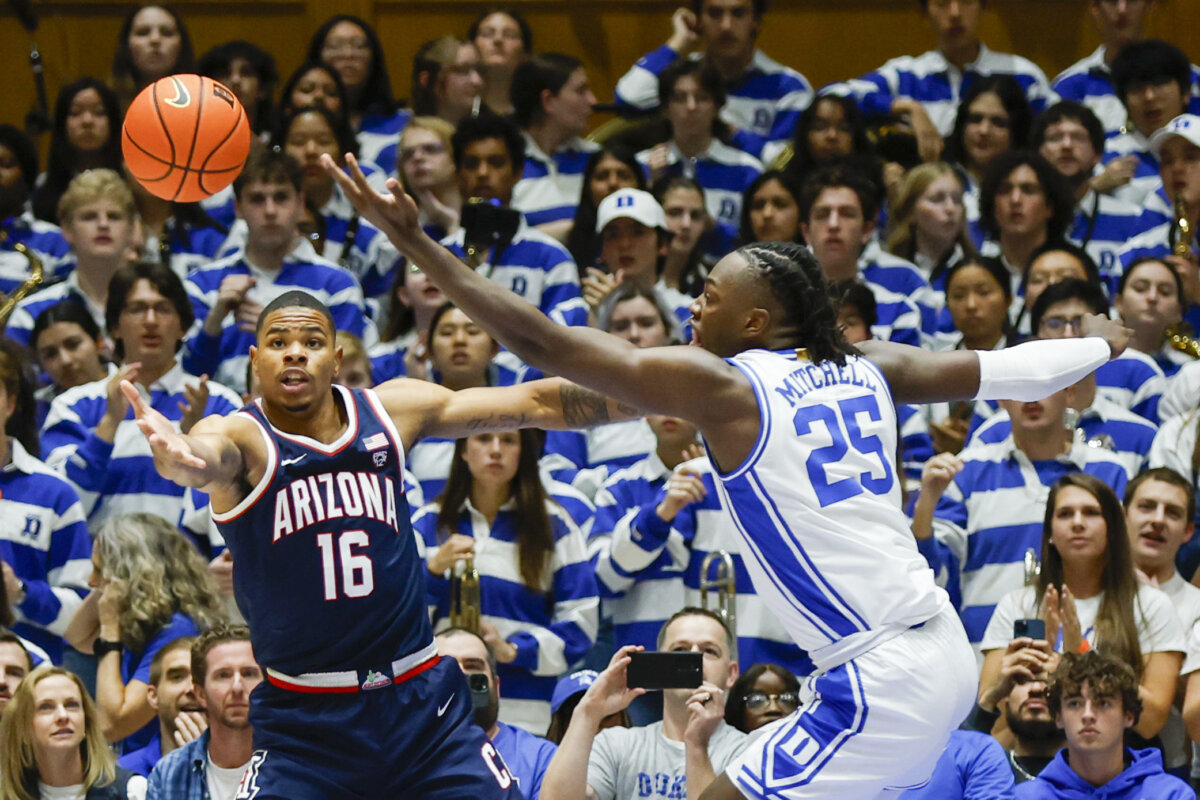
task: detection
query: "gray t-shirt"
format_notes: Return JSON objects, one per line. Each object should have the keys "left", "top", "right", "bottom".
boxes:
{"left": 587, "top": 721, "right": 749, "bottom": 800}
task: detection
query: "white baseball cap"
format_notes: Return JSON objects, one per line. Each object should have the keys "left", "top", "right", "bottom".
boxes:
{"left": 1149, "top": 114, "right": 1200, "bottom": 158}
{"left": 595, "top": 188, "right": 667, "bottom": 234}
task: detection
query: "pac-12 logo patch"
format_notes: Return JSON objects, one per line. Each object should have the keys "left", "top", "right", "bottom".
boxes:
{"left": 373, "top": 451, "right": 388, "bottom": 468}
{"left": 235, "top": 750, "right": 266, "bottom": 799}
{"left": 361, "top": 669, "right": 391, "bottom": 690}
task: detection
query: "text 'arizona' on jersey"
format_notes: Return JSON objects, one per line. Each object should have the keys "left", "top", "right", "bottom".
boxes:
{"left": 212, "top": 385, "right": 432, "bottom": 675}
{"left": 714, "top": 349, "right": 947, "bottom": 672}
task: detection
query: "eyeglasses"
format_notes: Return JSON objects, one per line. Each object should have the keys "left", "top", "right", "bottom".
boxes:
{"left": 122, "top": 301, "right": 177, "bottom": 318}
{"left": 742, "top": 691, "right": 800, "bottom": 711}
{"left": 1039, "top": 315, "right": 1085, "bottom": 334}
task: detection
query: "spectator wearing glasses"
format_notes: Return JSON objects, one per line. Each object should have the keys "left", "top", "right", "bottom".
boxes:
{"left": 723, "top": 663, "right": 799, "bottom": 734}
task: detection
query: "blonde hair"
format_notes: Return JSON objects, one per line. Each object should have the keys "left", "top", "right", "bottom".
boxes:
{"left": 885, "top": 162, "right": 975, "bottom": 263}
{"left": 94, "top": 514, "right": 226, "bottom": 652}
{"left": 336, "top": 330, "right": 367, "bottom": 363}
{"left": 56, "top": 168, "right": 136, "bottom": 226}
{"left": 398, "top": 116, "right": 455, "bottom": 194}
{"left": 0, "top": 667, "right": 115, "bottom": 800}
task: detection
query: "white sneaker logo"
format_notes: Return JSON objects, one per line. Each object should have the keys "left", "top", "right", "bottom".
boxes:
{"left": 437, "top": 694, "right": 454, "bottom": 717}
{"left": 281, "top": 455, "right": 306, "bottom": 467}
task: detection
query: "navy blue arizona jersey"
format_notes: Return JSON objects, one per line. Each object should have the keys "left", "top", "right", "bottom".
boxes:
{"left": 213, "top": 385, "right": 431, "bottom": 675}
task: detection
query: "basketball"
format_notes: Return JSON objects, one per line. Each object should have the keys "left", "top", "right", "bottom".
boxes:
{"left": 121, "top": 74, "right": 252, "bottom": 203}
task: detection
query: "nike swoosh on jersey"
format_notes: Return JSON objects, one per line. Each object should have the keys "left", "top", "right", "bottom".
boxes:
{"left": 437, "top": 694, "right": 454, "bottom": 717}
{"left": 281, "top": 455, "right": 306, "bottom": 467}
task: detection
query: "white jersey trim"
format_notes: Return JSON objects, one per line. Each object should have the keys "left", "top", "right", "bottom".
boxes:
{"left": 252, "top": 384, "right": 360, "bottom": 454}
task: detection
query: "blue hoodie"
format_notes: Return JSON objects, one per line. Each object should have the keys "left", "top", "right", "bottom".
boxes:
{"left": 1015, "top": 747, "right": 1195, "bottom": 799}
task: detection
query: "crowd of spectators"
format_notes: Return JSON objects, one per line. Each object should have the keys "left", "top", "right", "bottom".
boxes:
{"left": 5, "top": 0, "right": 1200, "bottom": 797}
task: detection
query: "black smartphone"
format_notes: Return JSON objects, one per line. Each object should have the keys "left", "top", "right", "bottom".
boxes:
{"left": 461, "top": 199, "right": 521, "bottom": 256}
{"left": 466, "top": 672, "right": 490, "bottom": 710}
{"left": 1013, "top": 618, "right": 1046, "bottom": 641}
{"left": 626, "top": 651, "right": 703, "bottom": 691}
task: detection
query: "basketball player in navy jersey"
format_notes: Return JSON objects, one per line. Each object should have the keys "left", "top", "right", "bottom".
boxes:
{"left": 329, "top": 153, "right": 1133, "bottom": 800}
{"left": 121, "top": 290, "right": 638, "bottom": 800}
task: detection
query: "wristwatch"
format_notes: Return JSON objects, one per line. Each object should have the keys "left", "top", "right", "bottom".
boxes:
{"left": 93, "top": 639, "right": 124, "bottom": 658}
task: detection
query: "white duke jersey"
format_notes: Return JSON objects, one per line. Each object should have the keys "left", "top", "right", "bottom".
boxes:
{"left": 714, "top": 349, "right": 947, "bottom": 672}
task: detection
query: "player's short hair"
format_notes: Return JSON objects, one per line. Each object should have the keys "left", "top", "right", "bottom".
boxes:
{"left": 0, "top": 631, "right": 33, "bottom": 671}
{"left": 691, "top": 0, "right": 767, "bottom": 17}
{"left": 512, "top": 53, "right": 584, "bottom": 129}
{"left": 657, "top": 607, "right": 736, "bottom": 657}
{"left": 105, "top": 261, "right": 196, "bottom": 359}
{"left": 1047, "top": 650, "right": 1141, "bottom": 725}
{"left": 1030, "top": 278, "right": 1109, "bottom": 333}
{"left": 234, "top": 148, "right": 303, "bottom": 196}
{"left": 1124, "top": 467, "right": 1197, "bottom": 525}
{"left": 450, "top": 110, "right": 525, "bottom": 173}
{"left": 57, "top": 168, "right": 136, "bottom": 226}
{"left": 256, "top": 290, "right": 337, "bottom": 337}
{"left": 190, "top": 624, "right": 252, "bottom": 686}
{"left": 149, "top": 636, "right": 196, "bottom": 687}
{"left": 1031, "top": 101, "right": 1106, "bottom": 156}
{"left": 1111, "top": 39, "right": 1192, "bottom": 104}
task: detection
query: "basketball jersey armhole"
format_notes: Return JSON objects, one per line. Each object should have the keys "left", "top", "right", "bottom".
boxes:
{"left": 712, "top": 355, "right": 771, "bottom": 482}
{"left": 361, "top": 387, "right": 408, "bottom": 468}
{"left": 211, "top": 412, "right": 277, "bottom": 523}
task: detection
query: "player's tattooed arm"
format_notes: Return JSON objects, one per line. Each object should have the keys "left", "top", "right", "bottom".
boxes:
{"left": 559, "top": 383, "right": 641, "bottom": 428}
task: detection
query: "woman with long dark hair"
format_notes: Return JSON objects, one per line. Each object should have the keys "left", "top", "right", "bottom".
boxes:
{"left": 468, "top": 8, "right": 533, "bottom": 118}
{"left": 781, "top": 95, "right": 873, "bottom": 183}
{"left": 109, "top": 4, "right": 195, "bottom": 111}
{"left": 564, "top": 145, "right": 644, "bottom": 272}
{"left": 412, "top": 427, "right": 598, "bottom": 734}
{"left": 31, "top": 80, "right": 123, "bottom": 224}
{"left": 980, "top": 474, "right": 1184, "bottom": 741}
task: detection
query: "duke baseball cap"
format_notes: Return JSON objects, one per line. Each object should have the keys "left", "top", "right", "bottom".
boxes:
{"left": 1149, "top": 114, "right": 1200, "bottom": 158}
{"left": 595, "top": 188, "right": 667, "bottom": 234}
{"left": 550, "top": 669, "right": 600, "bottom": 713}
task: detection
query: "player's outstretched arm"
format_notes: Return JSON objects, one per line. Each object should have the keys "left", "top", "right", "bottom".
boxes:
{"left": 859, "top": 314, "right": 1131, "bottom": 405}
{"left": 121, "top": 380, "right": 245, "bottom": 492}
{"left": 326, "top": 155, "right": 751, "bottom": 431}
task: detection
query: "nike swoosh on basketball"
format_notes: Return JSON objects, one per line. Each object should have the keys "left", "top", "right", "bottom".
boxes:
{"left": 437, "top": 695, "right": 454, "bottom": 717}
{"left": 281, "top": 455, "right": 306, "bottom": 467}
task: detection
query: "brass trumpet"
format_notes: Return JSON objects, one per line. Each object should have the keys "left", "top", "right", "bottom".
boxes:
{"left": 0, "top": 232, "right": 44, "bottom": 331}
{"left": 449, "top": 557, "right": 481, "bottom": 635}
{"left": 1165, "top": 193, "right": 1200, "bottom": 358}
{"left": 700, "top": 550, "right": 737, "bottom": 658}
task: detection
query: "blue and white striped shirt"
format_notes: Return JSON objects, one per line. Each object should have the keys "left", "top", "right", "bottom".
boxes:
{"left": 859, "top": 241, "right": 940, "bottom": 342}
{"left": 356, "top": 108, "right": 413, "bottom": 179}
{"left": 1102, "top": 129, "right": 1163, "bottom": 207}
{"left": 41, "top": 362, "right": 242, "bottom": 528}
{"left": 0, "top": 440, "right": 92, "bottom": 663}
{"left": 637, "top": 141, "right": 762, "bottom": 258}
{"left": 615, "top": 46, "right": 813, "bottom": 158}
{"left": 1095, "top": 349, "right": 1167, "bottom": 423}
{"left": 512, "top": 133, "right": 598, "bottom": 228}
{"left": 1, "top": 211, "right": 72, "bottom": 294}
{"left": 1052, "top": 46, "right": 1200, "bottom": 136}
{"left": 823, "top": 43, "right": 1057, "bottom": 137}
{"left": 965, "top": 394, "right": 1155, "bottom": 477}
{"left": 542, "top": 419, "right": 658, "bottom": 498}
{"left": 414, "top": 497, "right": 599, "bottom": 734}
{"left": 590, "top": 453, "right": 687, "bottom": 653}
{"left": 183, "top": 243, "right": 373, "bottom": 393}
{"left": 5, "top": 271, "right": 106, "bottom": 349}
{"left": 926, "top": 438, "right": 1129, "bottom": 644}
{"left": 1069, "top": 188, "right": 1161, "bottom": 294}
{"left": 440, "top": 221, "right": 588, "bottom": 329}
{"left": 217, "top": 183, "right": 401, "bottom": 301}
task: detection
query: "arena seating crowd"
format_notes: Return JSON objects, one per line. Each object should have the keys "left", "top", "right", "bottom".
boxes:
{"left": 3, "top": 0, "right": 1200, "bottom": 797}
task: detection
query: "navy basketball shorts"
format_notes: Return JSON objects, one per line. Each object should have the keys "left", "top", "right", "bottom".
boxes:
{"left": 237, "top": 655, "right": 526, "bottom": 800}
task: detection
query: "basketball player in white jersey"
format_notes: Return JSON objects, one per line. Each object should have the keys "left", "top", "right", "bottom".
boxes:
{"left": 328, "top": 154, "right": 1132, "bottom": 799}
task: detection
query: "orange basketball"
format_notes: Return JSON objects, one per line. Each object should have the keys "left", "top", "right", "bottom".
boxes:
{"left": 122, "top": 74, "right": 252, "bottom": 202}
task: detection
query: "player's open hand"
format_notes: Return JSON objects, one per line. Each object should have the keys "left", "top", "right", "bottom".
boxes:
{"left": 122, "top": 379, "right": 207, "bottom": 473}
{"left": 1079, "top": 313, "right": 1132, "bottom": 359}
{"left": 324, "top": 153, "right": 423, "bottom": 251}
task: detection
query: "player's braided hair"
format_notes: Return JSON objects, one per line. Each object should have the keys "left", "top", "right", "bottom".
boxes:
{"left": 737, "top": 241, "right": 860, "bottom": 366}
